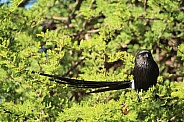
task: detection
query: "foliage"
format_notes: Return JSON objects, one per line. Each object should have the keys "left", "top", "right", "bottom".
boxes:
{"left": 0, "top": 0, "right": 184, "bottom": 121}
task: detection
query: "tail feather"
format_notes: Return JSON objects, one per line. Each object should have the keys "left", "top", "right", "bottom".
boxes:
{"left": 39, "top": 72, "right": 132, "bottom": 92}
{"left": 88, "top": 83, "right": 131, "bottom": 93}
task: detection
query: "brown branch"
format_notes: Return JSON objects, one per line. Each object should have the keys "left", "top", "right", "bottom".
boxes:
{"left": 162, "top": 74, "right": 184, "bottom": 81}
{"left": 51, "top": 0, "right": 83, "bottom": 25}
{"left": 144, "top": 0, "right": 148, "bottom": 11}
{"left": 68, "top": 0, "right": 83, "bottom": 24}
{"left": 18, "top": 0, "right": 30, "bottom": 7}
{"left": 52, "top": 16, "right": 69, "bottom": 22}
{"left": 179, "top": 7, "right": 184, "bottom": 11}
{"left": 168, "top": 107, "right": 184, "bottom": 122}
{"left": 69, "top": 0, "right": 83, "bottom": 21}
{"left": 86, "top": 29, "right": 100, "bottom": 33}
{"left": 62, "top": 57, "right": 85, "bottom": 77}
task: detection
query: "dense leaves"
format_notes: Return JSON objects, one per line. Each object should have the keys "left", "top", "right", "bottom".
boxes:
{"left": 0, "top": 0, "right": 184, "bottom": 121}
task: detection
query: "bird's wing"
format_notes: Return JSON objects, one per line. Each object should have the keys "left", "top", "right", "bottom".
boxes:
{"left": 39, "top": 73, "right": 132, "bottom": 90}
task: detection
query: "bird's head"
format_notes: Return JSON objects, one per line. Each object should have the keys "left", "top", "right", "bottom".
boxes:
{"left": 135, "top": 50, "right": 153, "bottom": 63}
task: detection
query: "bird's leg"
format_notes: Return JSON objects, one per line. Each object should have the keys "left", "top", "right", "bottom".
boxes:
{"left": 136, "top": 90, "right": 142, "bottom": 102}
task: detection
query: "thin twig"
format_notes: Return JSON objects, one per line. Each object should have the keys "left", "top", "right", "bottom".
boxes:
{"left": 62, "top": 57, "right": 85, "bottom": 77}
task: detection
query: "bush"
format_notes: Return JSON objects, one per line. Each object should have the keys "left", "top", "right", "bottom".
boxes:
{"left": 0, "top": 0, "right": 184, "bottom": 121}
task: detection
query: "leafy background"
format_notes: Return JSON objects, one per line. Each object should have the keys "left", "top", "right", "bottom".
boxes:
{"left": 0, "top": 0, "right": 184, "bottom": 121}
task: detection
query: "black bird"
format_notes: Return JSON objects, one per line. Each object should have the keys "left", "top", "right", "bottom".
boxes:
{"left": 39, "top": 49, "right": 159, "bottom": 93}
{"left": 133, "top": 50, "right": 159, "bottom": 91}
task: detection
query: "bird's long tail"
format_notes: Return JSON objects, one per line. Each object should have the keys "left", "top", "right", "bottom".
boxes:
{"left": 39, "top": 72, "right": 132, "bottom": 93}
